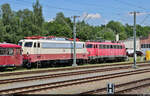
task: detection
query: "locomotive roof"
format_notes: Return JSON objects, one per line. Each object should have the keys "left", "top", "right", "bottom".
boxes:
{"left": 86, "top": 41, "right": 124, "bottom": 45}
{"left": 19, "top": 39, "right": 85, "bottom": 43}
{"left": 0, "top": 43, "right": 21, "bottom": 48}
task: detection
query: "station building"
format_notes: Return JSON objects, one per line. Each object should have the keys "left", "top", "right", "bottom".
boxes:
{"left": 120, "top": 37, "right": 140, "bottom": 54}
{"left": 140, "top": 34, "right": 150, "bottom": 55}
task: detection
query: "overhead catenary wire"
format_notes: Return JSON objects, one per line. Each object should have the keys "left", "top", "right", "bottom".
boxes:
{"left": 13, "top": 0, "right": 129, "bottom": 24}
{"left": 14, "top": 0, "right": 84, "bottom": 13}
{"left": 4, "top": 0, "right": 150, "bottom": 26}
{"left": 14, "top": 0, "right": 125, "bottom": 16}
{"left": 66, "top": 0, "right": 133, "bottom": 13}
{"left": 139, "top": 14, "right": 150, "bottom": 25}
{"left": 114, "top": 0, "right": 148, "bottom": 11}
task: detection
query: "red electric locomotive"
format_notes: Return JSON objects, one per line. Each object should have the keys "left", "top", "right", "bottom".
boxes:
{"left": 86, "top": 41, "right": 127, "bottom": 63}
{"left": 0, "top": 43, "right": 22, "bottom": 69}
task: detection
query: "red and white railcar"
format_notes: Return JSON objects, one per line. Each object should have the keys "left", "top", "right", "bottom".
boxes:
{"left": 0, "top": 43, "right": 22, "bottom": 68}
{"left": 18, "top": 36, "right": 88, "bottom": 68}
{"left": 86, "top": 41, "right": 127, "bottom": 62}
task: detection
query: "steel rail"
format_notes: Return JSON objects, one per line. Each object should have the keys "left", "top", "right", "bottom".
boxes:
{"left": 0, "top": 61, "right": 147, "bottom": 77}
{"left": 0, "top": 63, "right": 149, "bottom": 85}
{"left": 81, "top": 77, "right": 150, "bottom": 94}
{"left": 0, "top": 67, "right": 150, "bottom": 94}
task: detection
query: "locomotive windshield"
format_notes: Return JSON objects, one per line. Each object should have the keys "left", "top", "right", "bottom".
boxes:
{"left": 18, "top": 42, "right": 22, "bottom": 46}
{"left": 24, "top": 42, "right": 33, "bottom": 47}
{"left": 86, "top": 44, "right": 93, "bottom": 48}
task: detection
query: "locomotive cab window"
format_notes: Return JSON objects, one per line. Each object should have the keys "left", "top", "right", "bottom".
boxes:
{"left": 38, "top": 43, "right": 40, "bottom": 48}
{"left": 18, "top": 42, "right": 22, "bottom": 46}
{"left": 83, "top": 44, "right": 85, "bottom": 48}
{"left": 24, "top": 42, "right": 33, "bottom": 47}
{"left": 34, "top": 42, "right": 40, "bottom": 48}
{"left": 34, "top": 42, "right": 36, "bottom": 48}
{"left": 86, "top": 44, "right": 93, "bottom": 48}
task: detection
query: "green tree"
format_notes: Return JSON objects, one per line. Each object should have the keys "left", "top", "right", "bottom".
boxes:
{"left": 1, "top": 3, "right": 13, "bottom": 26}
{"left": 33, "top": 0, "right": 44, "bottom": 35}
{"left": 142, "top": 26, "right": 150, "bottom": 37}
{"left": 124, "top": 24, "right": 133, "bottom": 37}
{"left": 1, "top": 3, "right": 15, "bottom": 43}
{"left": 101, "top": 28, "right": 115, "bottom": 40}
{"left": 55, "top": 12, "right": 72, "bottom": 27}
{"left": 1, "top": 2, "right": 150, "bottom": 44}
{"left": 17, "top": 9, "right": 34, "bottom": 36}
{"left": 107, "top": 20, "right": 127, "bottom": 40}
{"left": 0, "top": 19, "right": 5, "bottom": 42}
{"left": 44, "top": 12, "right": 73, "bottom": 38}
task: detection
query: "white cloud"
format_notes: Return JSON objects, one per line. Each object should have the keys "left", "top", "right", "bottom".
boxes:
{"left": 82, "top": 12, "right": 101, "bottom": 19}
{"left": 48, "top": 18, "right": 55, "bottom": 22}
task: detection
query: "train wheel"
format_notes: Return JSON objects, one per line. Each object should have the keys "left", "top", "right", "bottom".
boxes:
{"left": 36, "top": 61, "right": 42, "bottom": 68}
{"left": 26, "top": 62, "right": 32, "bottom": 69}
{"left": 50, "top": 61, "right": 57, "bottom": 67}
{"left": 83, "top": 59, "right": 88, "bottom": 65}
{"left": 0, "top": 68, "right": 5, "bottom": 72}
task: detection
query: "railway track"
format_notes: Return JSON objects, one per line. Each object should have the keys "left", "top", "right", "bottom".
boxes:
{"left": 115, "top": 78, "right": 150, "bottom": 94}
{"left": 0, "top": 61, "right": 147, "bottom": 77}
{"left": 0, "top": 67, "right": 150, "bottom": 94}
{"left": 81, "top": 77, "right": 150, "bottom": 94}
{"left": 0, "top": 63, "right": 149, "bottom": 85}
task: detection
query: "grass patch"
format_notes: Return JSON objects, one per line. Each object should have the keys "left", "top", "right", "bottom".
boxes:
{"left": 128, "top": 56, "right": 145, "bottom": 62}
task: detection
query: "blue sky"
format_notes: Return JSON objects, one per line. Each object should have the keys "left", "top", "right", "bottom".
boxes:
{"left": 0, "top": 0, "right": 150, "bottom": 26}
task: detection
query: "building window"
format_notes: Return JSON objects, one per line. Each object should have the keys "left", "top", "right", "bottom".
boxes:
{"left": 141, "top": 44, "right": 144, "bottom": 48}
